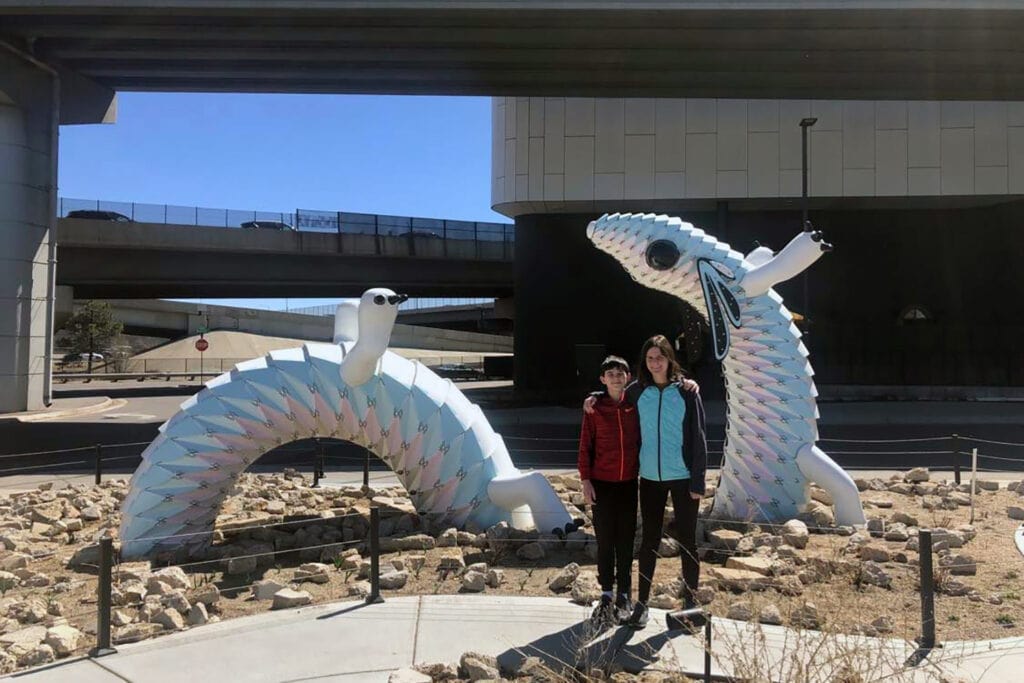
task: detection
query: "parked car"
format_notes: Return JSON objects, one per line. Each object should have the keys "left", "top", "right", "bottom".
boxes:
{"left": 67, "top": 210, "right": 132, "bottom": 222}
{"left": 434, "top": 363, "right": 483, "bottom": 380}
{"left": 63, "top": 352, "right": 104, "bottom": 363}
{"left": 240, "top": 220, "right": 296, "bottom": 231}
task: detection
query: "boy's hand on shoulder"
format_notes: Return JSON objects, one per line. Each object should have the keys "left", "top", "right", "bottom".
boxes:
{"left": 682, "top": 378, "right": 699, "bottom": 393}
{"left": 582, "top": 480, "right": 596, "bottom": 505}
{"left": 583, "top": 395, "right": 597, "bottom": 415}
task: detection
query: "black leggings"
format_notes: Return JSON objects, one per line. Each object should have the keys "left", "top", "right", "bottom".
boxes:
{"left": 637, "top": 477, "right": 700, "bottom": 605}
{"left": 590, "top": 479, "right": 638, "bottom": 594}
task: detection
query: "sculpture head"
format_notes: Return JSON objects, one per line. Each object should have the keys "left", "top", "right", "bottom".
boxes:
{"left": 356, "top": 287, "right": 409, "bottom": 351}
{"left": 587, "top": 213, "right": 746, "bottom": 360}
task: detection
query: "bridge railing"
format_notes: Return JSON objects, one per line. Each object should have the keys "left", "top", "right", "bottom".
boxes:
{"left": 59, "top": 198, "right": 515, "bottom": 261}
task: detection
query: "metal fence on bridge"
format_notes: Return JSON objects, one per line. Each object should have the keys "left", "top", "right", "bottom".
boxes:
{"left": 59, "top": 198, "right": 515, "bottom": 261}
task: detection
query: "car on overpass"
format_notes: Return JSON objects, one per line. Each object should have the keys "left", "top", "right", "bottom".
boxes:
{"left": 240, "top": 220, "right": 297, "bottom": 231}
{"left": 67, "top": 210, "right": 132, "bottom": 222}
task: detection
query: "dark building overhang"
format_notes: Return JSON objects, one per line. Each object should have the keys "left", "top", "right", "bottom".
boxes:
{"left": 3, "top": 2, "right": 1024, "bottom": 101}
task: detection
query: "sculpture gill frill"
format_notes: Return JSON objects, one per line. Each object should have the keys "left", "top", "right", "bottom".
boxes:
{"left": 587, "top": 213, "right": 866, "bottom": 527}
{"left": 119, "top": 288, "right": 574, "bottom": 559}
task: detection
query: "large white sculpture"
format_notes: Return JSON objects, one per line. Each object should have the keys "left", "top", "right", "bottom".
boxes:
{"left": 587, "top": 213, "right": 865, "bottom": 527}
{"left": 119, "top": 288, "right": 574, "bottom": 559}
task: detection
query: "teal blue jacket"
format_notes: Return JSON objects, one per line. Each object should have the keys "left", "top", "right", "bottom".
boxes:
{"left": 623, "top": 380, "right": 708, "bottom": 494}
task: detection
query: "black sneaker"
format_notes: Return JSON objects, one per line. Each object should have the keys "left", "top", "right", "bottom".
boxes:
{"left": 590, "top": 594, "right": 615, "bottom": 626}
{"left": 626, "top": 602, "right": 649, "bottom": 629}
{"left": 614, "top": 594, "right": 633, "bottom": 624}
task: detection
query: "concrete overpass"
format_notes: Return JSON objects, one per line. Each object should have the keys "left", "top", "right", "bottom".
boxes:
{"left": 6, "top": 1, "right": 1024, "bottom": 411}
{"left": 65, "top": 298, "right": 513, "bottom": 353}
{"left": 5, "top": 2, "right": 1024, "bottom": 101}
{"left": 56, "top": 216, "right": 514, "bottom": 299}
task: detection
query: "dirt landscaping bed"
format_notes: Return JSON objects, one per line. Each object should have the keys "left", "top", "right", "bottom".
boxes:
{"left": 0, "top": 467, "right": 1021, "bottom": 676}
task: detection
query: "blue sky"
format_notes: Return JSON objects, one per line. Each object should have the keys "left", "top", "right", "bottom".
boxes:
{"left": 58, "top": 92, "right": 501, "bottom": 311}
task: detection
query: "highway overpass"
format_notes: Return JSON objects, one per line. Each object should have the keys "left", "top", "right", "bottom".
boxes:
{"left": 56, "top": 216, "right": 514, "bottom": 299}
{"left": 62, "top": 298, "right": 513, "bottom": 354}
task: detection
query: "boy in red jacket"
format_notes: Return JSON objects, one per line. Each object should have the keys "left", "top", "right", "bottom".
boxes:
{"left": 578, "top": 355, "right": 641, "bottom": 626}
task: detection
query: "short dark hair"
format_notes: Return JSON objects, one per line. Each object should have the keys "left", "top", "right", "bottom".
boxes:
{"left": 599, "top": 355, "right": 630, "bottom": 374}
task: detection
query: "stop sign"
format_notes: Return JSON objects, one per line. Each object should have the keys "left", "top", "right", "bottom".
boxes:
{"left": 195, "top": 338, "right": 209, "bottom": 352}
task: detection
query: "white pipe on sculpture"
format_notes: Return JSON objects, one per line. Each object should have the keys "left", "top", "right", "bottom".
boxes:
{"left": 587, "top": 213, "right": 866, "bottom": 527}
{"left": 119, "top": 288, "right": 574, "bottom": 559}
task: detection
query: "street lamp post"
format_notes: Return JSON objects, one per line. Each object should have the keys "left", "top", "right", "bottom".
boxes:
{"left": 799, "top": 117, "right": 817, "bottom": 334}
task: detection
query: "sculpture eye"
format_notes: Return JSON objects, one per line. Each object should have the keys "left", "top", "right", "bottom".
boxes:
{"left": 373, "top": 294, "right": 386, "bottom": 305}
{"left": 646, "top": 240, "right": 680, "bottom": 271}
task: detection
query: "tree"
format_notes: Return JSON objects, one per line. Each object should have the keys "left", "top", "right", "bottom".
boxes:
{"left": 58, "top": 300, "right": 123, "bottom": 373}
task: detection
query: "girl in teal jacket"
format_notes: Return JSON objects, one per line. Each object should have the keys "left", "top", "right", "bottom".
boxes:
{"left": 620, "top": 334, "right": 707, "bottom": 628}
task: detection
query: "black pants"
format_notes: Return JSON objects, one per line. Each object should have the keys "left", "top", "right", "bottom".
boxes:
{"left": 591, "top": 478, "right": 638, "bottom": 595}
{"left": 637, "top": 477, "right": 700, "bottom": 604}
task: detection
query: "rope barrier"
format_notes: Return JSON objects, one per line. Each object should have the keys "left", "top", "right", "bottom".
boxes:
{"left": 0, "top": 459, "right": 90, "bottom": 475}
{"left": 170, "top": 537, "right": 364, "bottom": 571}
{"left": 128, "top": 510, "right": 369, "bottom": 544}
{"left": 0, "top": 445, "right": 94, "bottom": 459}
{"left": 962, "top": 435, "right": 1024, "bottom": 448}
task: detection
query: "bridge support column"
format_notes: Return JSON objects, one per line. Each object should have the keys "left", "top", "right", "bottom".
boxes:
{"left": 0, "top": 47, "right": 59, "bottom": 412}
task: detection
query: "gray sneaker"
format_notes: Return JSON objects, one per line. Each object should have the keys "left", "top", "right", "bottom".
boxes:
{"left": 626, "top": 602, "right": 649, "bottom": 629}
{"left": 614, "top": 594, "right": 633, "bottom": 624}
{"left": 590, "top": 594, "right": 615, "bottom": 627}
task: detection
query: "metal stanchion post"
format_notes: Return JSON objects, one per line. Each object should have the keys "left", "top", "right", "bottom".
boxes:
{"left": 89, "top": 537, "right": 117, "bottom": 657}
{"left": 952, "top": 433, "right": 961, "bottom": 484}
{"left": 918, "top": 529, "right": 936, "bottom": 650}
{"left": 363, "top": 448, "right": 370, "bottom": 488}
{"left": 704, "top": 614, "right": 712, "bottom": 683}
{"left": 366, "top": 506, "right": 384, "bottom": 604}
{"left": 94, "top": 444, "right": 103, "bottom": 486}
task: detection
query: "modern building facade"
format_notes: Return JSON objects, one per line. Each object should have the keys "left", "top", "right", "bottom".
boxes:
{"left": 493, "top": 97, "right": 1024, "bottom": 396}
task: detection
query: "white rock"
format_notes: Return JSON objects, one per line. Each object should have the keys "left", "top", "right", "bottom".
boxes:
{"left": 295, "top": 562, "right": 331, "bottom": 584}
{"left": 254, "top": 580, "right": 288, "bottom": 601}
{"left": 152, "top": 608, "right": 185, "bottom": 631}
{"left": 516, "top": 542, "right": 545, "bottom": 560}
{"left": 388, "top": 667, "right": 432, "bottom": 683}
{"left": 485, "top": 569, "right": 504, "bottom": 588}
{"left": 187, "top": 603, "right": 208, "bottom": 626}
{"left": 548, "top": 563, "right": 580, "bottom": 591}
{"left": 272, "top": 589, "right": 312, "bottom": 609}
{"left": 461, "top": 571, "right": 486, "bottom": 592}
{"left": 726, "top": 601, "right": 753, "bottom": 620}
{"left": 192, "top": 585, "right": 220, "bottom": 605}
{"left": 759, "top": 604, "right": 783, "bottom": 625}
{"left": 152, "top": 566, "right": 189, "bottom": 590}
{"left": 781, "top": 520, "right": 809, "bottom": 549}
{"left": 43, "top": 625, "right": 83, "bottom": 656}
{"left": 16, "top": 643, "right": 54, "bottom": 668}
{"left": 0, "top": 625, "right": 47, "bottom": 648}
{"left": 459, "top": 652, "right": 500, "bottom": 681}
{"left": 570, "top": 571, "right": 601, "bottom": 605}
{"left": 905, "top": 467, "right": 930, "bottom": 483}
{"left": 379, "top": 570, "right": 408, "bottom": 590}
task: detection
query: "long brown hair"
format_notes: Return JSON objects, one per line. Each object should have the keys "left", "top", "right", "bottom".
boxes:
{"left": 636, "top": 334, "right": 686, "bottom": 386}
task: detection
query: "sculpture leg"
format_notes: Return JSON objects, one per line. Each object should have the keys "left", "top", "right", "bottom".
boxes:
{"left": 487, "top": 471, "right": 574, "bottom": 535}
{"left": 795, "top": 443, "right": 867, "bottom": 527}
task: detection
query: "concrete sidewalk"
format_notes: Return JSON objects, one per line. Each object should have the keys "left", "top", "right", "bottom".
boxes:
{"left": 7, "top": 596, "right": 1023, "bottom": 682}
{"left": 0, "top": 397, "right": 123, "bottom": 423}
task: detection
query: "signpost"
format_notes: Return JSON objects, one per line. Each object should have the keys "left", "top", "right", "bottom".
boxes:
{"left": 195, "top": 335, "right": 209, "bottom": 383}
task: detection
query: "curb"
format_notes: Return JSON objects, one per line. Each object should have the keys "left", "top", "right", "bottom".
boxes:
{"left": 4, "top": 397, "right": 125, "bottom": 423}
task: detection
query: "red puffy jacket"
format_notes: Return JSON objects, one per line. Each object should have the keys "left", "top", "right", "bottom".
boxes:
{"left": 578, "top": 393, "right": 641, "bottom": 483}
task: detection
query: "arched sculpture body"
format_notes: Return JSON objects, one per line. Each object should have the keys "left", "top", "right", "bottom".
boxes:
{"left": 120, "top": 289, "right": 573, "bottom": 559}
{"left": 587, "top": 213, "right": 865, "bottom": 527}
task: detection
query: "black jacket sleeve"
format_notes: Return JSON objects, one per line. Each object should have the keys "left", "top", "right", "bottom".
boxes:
{"left": 683, "top": 387, "right": 708, "bottom": 496}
